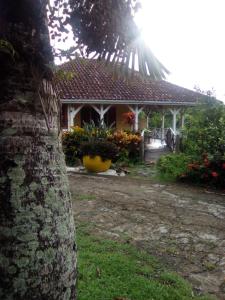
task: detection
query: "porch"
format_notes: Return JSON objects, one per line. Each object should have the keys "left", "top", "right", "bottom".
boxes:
{"left": 62, "top": 102, "right": 185, "bottom": 159}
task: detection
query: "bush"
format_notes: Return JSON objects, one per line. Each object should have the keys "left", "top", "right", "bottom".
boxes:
{"left": 157, "top": 154, "right": 192, "bottom": 180}
{"left": 181, "top": 103, "right": 225, "bottom": 160}
{"left": 107, "top": 130, "right": 141, "bottom": 164}
{"left": 182, "top": 154, "right": 225, "bottom": 188}
{"left": 81, "top": 140, "right": 118, "bottom": 161}
{"left": 62, "top": 126, "right": 89, "bottom": 166}
{"left": 157, "top": 153, "right": 225, "bottom": 189}
{"left": 62, "top": 125, "right": 141, "bottom": 166}
{"left": 176, "top": 101, "right": 225, "bottom": 189}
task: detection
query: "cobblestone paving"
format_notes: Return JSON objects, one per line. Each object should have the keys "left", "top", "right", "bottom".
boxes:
{"left": 69, "top": 173, "right": 225, "bottom": 299}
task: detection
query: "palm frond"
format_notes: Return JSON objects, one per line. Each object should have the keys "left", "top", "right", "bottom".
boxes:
{"left": 67, "top": 0, "right": 169, "bottom": 80}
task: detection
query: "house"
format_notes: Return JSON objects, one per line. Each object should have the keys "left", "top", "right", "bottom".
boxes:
{"left": 56, "top": 58, "right": 200, "bottom": 135}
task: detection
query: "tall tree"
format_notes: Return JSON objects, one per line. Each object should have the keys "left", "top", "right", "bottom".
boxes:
{"left": 0, "top": 1, "right": 77, "bottom": 299}
{"left": 0, "top": 1, "right": 168, "bottom": 299}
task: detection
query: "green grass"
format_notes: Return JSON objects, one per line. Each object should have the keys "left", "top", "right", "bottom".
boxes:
{"left": 125, "top": 162, "right": 180, "bottom": 184}
{"left": 76, "top": 194, "right": 97, "bottom": 201}
{"left": 76, "top": 224, "right": 215, "bottom": 300}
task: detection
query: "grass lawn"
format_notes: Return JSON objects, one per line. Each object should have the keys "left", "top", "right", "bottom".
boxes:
{"left": 76, "top": 224, "right": 215, "bottom": 300}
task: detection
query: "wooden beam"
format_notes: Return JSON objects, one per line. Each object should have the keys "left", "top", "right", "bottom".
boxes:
{"left": 68, "top": 105, "right": 84, "bottom": 129}
{"left": 91, "top": 104, "right": 112, "bottom": 125}
{"left": 169, "top": 108, "right": 180, "bottom": 134}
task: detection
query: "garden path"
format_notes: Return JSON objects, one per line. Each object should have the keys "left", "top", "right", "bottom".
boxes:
{"left": 69, "top": 173, "right": 225, "bottom": 299}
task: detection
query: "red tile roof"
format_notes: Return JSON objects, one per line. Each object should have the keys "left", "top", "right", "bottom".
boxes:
{"left": 56, "top": 59, "right": 200, "bottom": 105}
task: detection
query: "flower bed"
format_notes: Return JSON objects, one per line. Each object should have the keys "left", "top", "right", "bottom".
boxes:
{"left": 62, "top": 125, "right": 141, "bottom": 166}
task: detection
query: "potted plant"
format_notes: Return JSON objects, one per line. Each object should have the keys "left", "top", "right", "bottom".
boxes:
{"left": 81, "top": 140, "right": 118, "bottom": 172}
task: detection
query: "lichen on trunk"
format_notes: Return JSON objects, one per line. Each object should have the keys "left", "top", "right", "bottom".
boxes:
{"left": 0, "top": 1, "right": 77, "bottom": 299}
{"left": 0, "top": 110, "right": 77, "bottom": 299}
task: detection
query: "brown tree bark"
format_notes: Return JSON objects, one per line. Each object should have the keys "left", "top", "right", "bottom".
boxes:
{"left": 0, "top": 1, "right": 77, "bottom": 299}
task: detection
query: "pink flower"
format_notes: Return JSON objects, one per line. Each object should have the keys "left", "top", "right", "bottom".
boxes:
{"left": 211, "top": 171, "right": 218, "bottom": 178}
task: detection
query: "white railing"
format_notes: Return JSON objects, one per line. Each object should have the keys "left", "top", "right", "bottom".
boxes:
{"left": 150, "top": 128, "right": 169, "bottom": 140}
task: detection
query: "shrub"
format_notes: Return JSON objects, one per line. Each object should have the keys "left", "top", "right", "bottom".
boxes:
{"left": 176, "top": 101, "right": 225, "bottom": 189}
{"left": 157, "top": 153, "right": 225, "bottom": 189}
{"left": 62, "top": 126, "right": 89, "bottom": 166}
{"left": 107, "top": 130, "right": 141, "bottom": 164}
{"left": 62, "top": 125, "right": 142, "bottom": 166}
{"left": 83, "top": 120, "right": 114, "bottom": 141}
{"left": 81, "top": 140, "right": 118, "bottom": 161}
{"left": 181, "top": 154, "right": 225, "bottom": 188}
{"left": 181, "top": 103, "right": 225, "bottom": 160}
{"left": 157, "top": 153, "right": 192, "bottom": 180}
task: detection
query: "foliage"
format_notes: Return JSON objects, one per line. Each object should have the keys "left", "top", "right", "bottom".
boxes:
{"left": 182, "top": 103, "right": 225, "bottom": 159}
{"left": 81, "top": 140, "right": 118, "bottom": 161}
{"left": 62, "top": 126, "right": 89, "bottom": 166}
{"left": 76, "top": 224, "right": 215, "bottom": 300}
{"left": 83, "top": 120, "right": 114, "bottom": 141}
{"left": 144, "top": 110, "right": 173, "bottom": 129}
{"left": 62, "top": 125, "right": 142, "bottom": 165}
{"left": 157, "top": 99, "right": 225, "bottom": 188}
{"left": 157, "top": 154, "right": 192, "bottom": 181}
{"left": 180, "top": 154, "right": 225, "bottom": 188}
{"left": 48, "top": 0, "right": 169, "bottom": 78}
{"left": 178, "top": 100, "right": 225, "bottom": 189}
{"left": 107, "top": 130, "right": 142, "bottom": 164}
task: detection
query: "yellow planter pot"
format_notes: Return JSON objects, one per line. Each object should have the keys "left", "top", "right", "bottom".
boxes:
{"left": 83, "top": 155, "right": 111, "bottom": 173}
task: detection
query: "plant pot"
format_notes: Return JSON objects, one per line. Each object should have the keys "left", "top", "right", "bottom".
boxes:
{"left": 83, "top": 155, "right": 111, "bottom": 173}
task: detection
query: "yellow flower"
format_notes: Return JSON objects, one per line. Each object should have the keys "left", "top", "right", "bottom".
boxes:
{"left": 71, "top": 126, "right": 85, "bottom": 134}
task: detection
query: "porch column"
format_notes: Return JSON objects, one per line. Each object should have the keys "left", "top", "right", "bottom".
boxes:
{"left": 180, "top": 110, "right": 185, "bottom": 128}
{"left": 68, "top": 104, "right": 84, "bottom": 130}
{"left": 169, "top": 108, "right": 180, "bottom": 135}
{"left": 161, "top": 110, "right": 165, "bottom": 140}
{"left": 128, "top": 105, "right": 144, "bottom": 131}
{"left": 146, "top": 114, "right": 149, "bottom": 129}
{"left": 92, "top": 104, "right": 112, "bottom": 125}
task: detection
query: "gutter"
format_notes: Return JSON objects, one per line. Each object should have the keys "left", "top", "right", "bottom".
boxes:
{"left": 61, "top": 98, "right": 197, "bottom": 106}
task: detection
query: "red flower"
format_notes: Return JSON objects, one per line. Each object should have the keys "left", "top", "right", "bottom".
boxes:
{"left": 122, "top": 112, "right": 135, "bottom": 125}
{"left": 222, "top": 163, "right": 225, "bottom": 169}
{"left": 204, "top": 159, "right": 210, "bottom": 167}
{"left": 211, "top": 171, "right": 219, "bottom": 178}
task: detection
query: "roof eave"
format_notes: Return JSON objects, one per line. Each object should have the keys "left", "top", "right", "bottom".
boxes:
{"left": 61, "top": 98, "right": 197, "bottom": 106}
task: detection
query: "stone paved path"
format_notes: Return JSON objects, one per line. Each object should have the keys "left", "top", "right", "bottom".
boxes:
{"left": 69, "top": 173, "right": 225, "bottom": 299}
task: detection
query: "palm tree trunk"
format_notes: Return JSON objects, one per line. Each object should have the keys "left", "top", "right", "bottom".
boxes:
{"left": 0, "top": 1, "right": 77, "bottom": 299}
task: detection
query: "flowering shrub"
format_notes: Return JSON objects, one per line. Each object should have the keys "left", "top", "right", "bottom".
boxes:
{"left": 62, "top": 126, "right": 141, "bottom": 166}
{"left": 158, "top": 153, "right": 225, "bottom": 189}
{"left": 107, "top": 130, "right": 141, "bottom": 164}
{"left": 181, "top": 154, "right": 225, "bottom": 188}
{"left": 62, "top": 126, "right": 89, "bottom": 166}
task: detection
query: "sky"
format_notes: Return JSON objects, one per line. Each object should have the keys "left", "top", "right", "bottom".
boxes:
{"left": 135, "top": 0, "right": 225, "bottom": 102}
